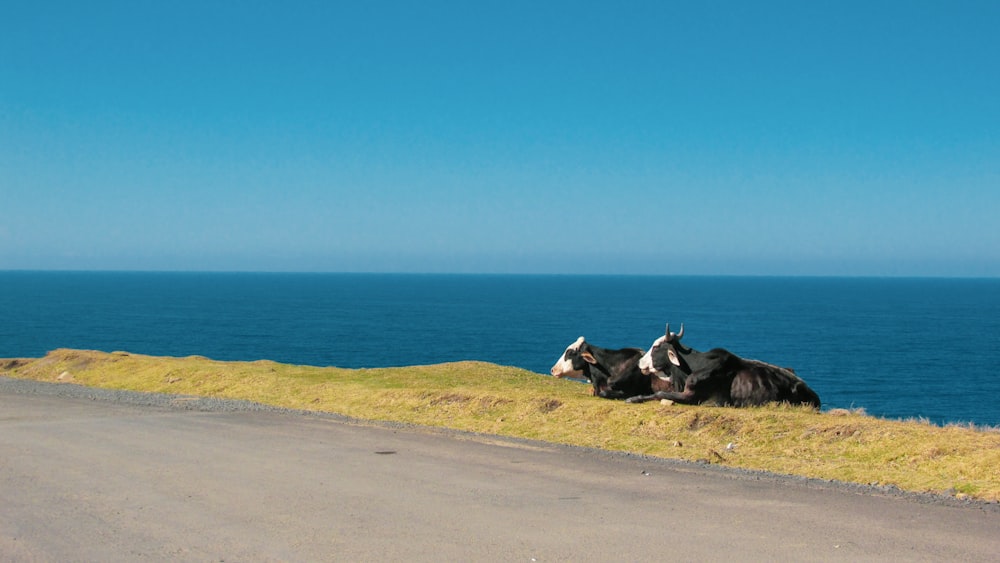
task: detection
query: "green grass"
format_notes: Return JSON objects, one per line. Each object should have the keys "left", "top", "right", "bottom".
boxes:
{"left": 5, "top": 348, "right": 999, "bottom": 502}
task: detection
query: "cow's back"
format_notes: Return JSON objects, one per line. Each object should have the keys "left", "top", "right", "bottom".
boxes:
{"left": 600, "top": 347, "right": 654, "bottom": 400}
{"left": 733, "top": 360, "right": 821, "bottom": 408}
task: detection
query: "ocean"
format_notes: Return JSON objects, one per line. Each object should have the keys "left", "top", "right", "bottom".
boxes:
{"left": 2, "top": 271, "right": 998, "bottom": 427}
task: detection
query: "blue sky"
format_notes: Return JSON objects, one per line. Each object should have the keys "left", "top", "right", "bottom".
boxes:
{"left": 2, "top": 1, "right": 998, "bottom": 276}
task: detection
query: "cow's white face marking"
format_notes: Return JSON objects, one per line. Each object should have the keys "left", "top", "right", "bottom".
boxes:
{"left": 550, "top": 336, "right": 585, "bottom": 378}
{"left": 639, "top": 335, "right": 670, "bottom": 378}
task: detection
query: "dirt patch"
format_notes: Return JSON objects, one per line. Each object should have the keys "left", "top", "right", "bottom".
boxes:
{"left": 0, "top": 358, "right": 32, "bottom": 371}
{"left": 687, "top": 411, "right": 717, "bottom": 431}
{"left": 478, "top": 396, "right": 513, "bottom": 411}
{"left": 429, "top": 393, "right": 473, "bottom": 406}
{"left": 815, "top": 424, "right": 864, "bottom": 442}
{"left": 536, "top": 399, "right": 562, "bottom": 413}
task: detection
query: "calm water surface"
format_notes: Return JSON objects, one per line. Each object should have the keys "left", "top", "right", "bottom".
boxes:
{"left": 2, "top": 272, "right": 998, "bottom": 426}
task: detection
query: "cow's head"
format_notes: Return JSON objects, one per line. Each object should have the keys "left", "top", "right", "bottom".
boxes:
{"left": 638, "top": 323, "right": 685, "bottom": 377}
{"left": 550, "top": 336, "right": 597, "bottom": 378}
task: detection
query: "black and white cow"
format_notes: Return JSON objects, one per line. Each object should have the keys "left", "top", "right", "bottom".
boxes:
{"left": 550, "top": 337, "right": 674, "bottom": 400}
{"left": 630, "top": 324, "right": 821, "bottom": 408}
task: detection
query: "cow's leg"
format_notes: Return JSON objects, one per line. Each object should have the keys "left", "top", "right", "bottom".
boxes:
{"left": 625, "top": 389, "right": 700, "bottom": 404}
{"left": 628, "top": 371, "right": 721, "bottom": 405}
{"left": 601, "top": 380, "right": 649, "bottom": 401}
{"left": 624, "top": 393, "right": 657, "bottom": 403}
{"left": 598, "top": 388, "right": 629, "bottom": 400}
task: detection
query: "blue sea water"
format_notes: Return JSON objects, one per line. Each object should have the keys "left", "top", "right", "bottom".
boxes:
{"left": 2, "top": 271, "right": 998, "bottom": 427}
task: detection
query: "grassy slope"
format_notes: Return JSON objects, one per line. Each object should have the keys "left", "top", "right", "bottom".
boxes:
{"left": 4, "top": 349, "right": 999, "bottom": 501}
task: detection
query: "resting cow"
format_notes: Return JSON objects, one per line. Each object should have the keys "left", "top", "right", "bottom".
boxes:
{"left": 550, "top": 337, "right": 674, "bottom": 400}
{"left": 631, "top": 324, "right": 820, "bottom": 408}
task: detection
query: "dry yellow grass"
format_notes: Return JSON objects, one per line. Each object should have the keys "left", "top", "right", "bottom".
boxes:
{"left": 5, "top": 348, "right": 1000, "bottom": 501}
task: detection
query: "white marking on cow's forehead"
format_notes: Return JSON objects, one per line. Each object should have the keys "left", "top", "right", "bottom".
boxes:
{"left": 640, "top": 334, "right": 667, "bottom": 374}
{"left": 638, "top": 351, "right": 652, "bottom": 371}
{"left": 551, "top": 337, "right": 587, "bottom": 378}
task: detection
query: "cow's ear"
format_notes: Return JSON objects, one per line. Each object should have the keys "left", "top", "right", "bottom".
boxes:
{"left": 667, "top": 348, "right": 681, "bottom": 367}
{"left": 581, "top": 350, "right": 598, "bottom": 364}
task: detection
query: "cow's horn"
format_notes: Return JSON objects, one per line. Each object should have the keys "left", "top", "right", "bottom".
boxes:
{"left": 666, "top": 323, "right": 684, "bottom": 341}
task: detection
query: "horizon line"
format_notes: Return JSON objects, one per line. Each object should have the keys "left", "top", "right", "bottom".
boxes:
{"left": 2, "top": 268, "right": 998, "bottom": 281}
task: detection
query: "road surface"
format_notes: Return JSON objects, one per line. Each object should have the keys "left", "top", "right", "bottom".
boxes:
{"left": 1, "top": 381, "right": 997, "bottom": 561}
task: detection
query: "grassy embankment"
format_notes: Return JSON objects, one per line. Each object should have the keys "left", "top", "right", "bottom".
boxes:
{"left": 4, "top": 348, "right": 999, "bottom": 502}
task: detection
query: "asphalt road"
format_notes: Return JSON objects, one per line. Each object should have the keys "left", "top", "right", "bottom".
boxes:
{"left": 1, "top": 387, "right": 998, "bottom": 562}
